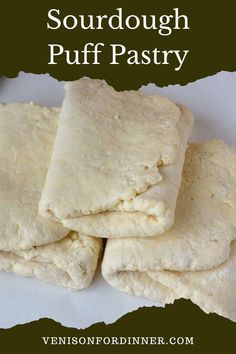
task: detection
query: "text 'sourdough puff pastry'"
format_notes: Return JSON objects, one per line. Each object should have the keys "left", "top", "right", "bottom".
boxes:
{"left": 102, "top": 141, "right": 236, "bottom": 321}
{"left": 0, "top": 103, "right": 102, "bottom": 289}
{"left": 39, "top": 78, "right": 194, "bottom": 238}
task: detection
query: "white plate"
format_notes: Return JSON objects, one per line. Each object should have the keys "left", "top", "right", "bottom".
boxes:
{"left": 0, "top": 71, "right": 235, "bottom": 329}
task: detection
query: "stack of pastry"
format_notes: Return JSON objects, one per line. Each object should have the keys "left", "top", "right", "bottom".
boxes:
{"left": 0, "top": 78, "right": 235, "bottom": 322}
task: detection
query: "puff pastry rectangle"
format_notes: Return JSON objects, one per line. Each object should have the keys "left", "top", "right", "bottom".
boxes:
{"left": 0, "top": 232, "right": 102, "bottom": 290}
{"left": 102, "top": 141, "right": 236, "bottom": 321}
{"left": 0, "top": 103, "right": 101, "bottom": 289}
{"left": 40, "top": 78, "right": 193, "bottom": 238}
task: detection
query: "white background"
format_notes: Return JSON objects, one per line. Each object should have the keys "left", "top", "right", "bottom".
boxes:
{"left": 0, "top": 71, "right": 235, "bottom": 329}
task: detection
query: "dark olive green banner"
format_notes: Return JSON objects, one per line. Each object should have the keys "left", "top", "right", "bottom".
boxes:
{"left": 0, "top": 0, "right": 235, "bottom": 89}
{"left": 0, "top": 300, "right": 235, "bottom": 354}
